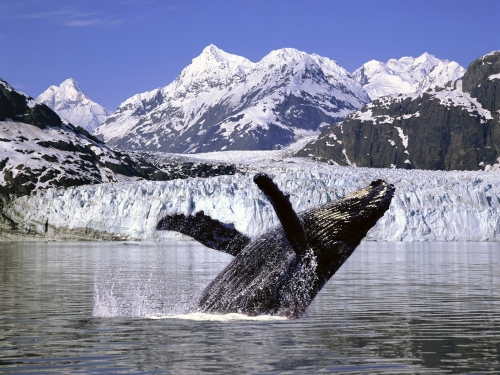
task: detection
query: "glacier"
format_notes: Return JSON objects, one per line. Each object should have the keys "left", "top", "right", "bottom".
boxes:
{"left": 3, "top": 154, "right": 500, "bottom": 242}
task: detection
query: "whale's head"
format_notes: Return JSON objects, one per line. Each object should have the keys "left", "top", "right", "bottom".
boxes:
{"left": 300, "top": 179, "right": 395, "bottom": 291}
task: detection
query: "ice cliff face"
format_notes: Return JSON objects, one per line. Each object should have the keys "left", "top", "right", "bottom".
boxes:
{"left": 95, "top": 45, "right": 369, "bottom": 153}
{"left": 3, "top": 160, "right": 500, "bottom": 242}
{"left": 37, "top": 78, "right": 112, "bottom": 133}
{"left": 298, "top": 51, "right": 500, "bottom": 171}
{"left": 353, "top": 53, "right": 465, "bottom": 100}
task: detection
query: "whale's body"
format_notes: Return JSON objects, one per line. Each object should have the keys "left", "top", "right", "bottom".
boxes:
{"left": 158, "top": 175, "right": 394, "bottom": 318}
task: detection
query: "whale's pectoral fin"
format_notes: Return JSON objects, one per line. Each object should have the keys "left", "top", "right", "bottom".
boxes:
{"left": 253, "top": 173, "right": 308, "bottom": 256}
{"left": 156, "top": 211, "right": 250, "bottom": 256}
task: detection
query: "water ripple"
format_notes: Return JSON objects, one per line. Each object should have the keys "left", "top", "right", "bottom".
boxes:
{"left": 0, "top": 241, "right": 499, "bottom": 373}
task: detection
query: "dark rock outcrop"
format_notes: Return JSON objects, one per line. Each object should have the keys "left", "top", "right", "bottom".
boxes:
{"left": 462, "top": 51, "right": 500, "bottom": 115}
{"left": 0, "top": 79, "right": 62, "bottom": 129}
{"left": 297, "top": 52, "right": 500, "bottom": 171}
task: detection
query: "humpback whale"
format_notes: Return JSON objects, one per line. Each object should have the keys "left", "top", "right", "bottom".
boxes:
{"left": 157, "top": 174, "right": 394, "bottom": 318}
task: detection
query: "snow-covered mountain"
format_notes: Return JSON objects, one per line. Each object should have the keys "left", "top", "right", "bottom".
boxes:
{"left": 0, "top": 78, "right": 238, "bottom": 207}
{"left": 352, "top": 53, "right": 465, "bottom": 100}
{"left": 2, "top": 67, "right": 500, "bottom": 242}
{"left": 0, "top": 77, "right": 147, "bottom": 201}
{"left": 37, "top": 78, "right": 112, "bottom": 133}
{"left": 298, "top": 51, "right": 500, "bottom": 171}
{"left": 95, "top": 45, "right": 369, "bottom": 153}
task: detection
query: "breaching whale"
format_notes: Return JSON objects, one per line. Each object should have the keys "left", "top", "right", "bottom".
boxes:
{"left": 157, "top": 174, "right": 394, "bottom": 318}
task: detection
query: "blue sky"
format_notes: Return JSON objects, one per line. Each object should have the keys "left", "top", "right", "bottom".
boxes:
{"left": 1, "top": 0, "right": 499, "bottom": 110}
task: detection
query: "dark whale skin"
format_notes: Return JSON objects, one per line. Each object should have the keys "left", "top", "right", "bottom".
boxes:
{"left": 189, "top": 178, "right": 395, "bottom": 318}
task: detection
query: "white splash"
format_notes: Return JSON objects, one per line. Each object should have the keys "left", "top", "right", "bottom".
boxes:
{"left": 150, "top": 312, "right": 287, "bottom": 321}
{"left": 93, "top": 267, "right": 195, "bottom": 318}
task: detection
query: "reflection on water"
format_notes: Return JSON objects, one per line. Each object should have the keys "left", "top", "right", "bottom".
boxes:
{"left": 0, "top": 241, "right": 499, "bottom": 374}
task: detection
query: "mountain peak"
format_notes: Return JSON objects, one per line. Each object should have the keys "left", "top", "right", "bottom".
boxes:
{"left": 96, "top": 46, "right": 368, "bottom": 153}
{"left": 60, "top": 78, "right": 82, "bottom": 91}
{"left": 195, "top": 44, "right": 253, "bottom": 66}
{"left": 55, "top": 78, "right": 86, "bottom": 101}
{"left": 417, "top": 51, "right": 434, "bottom": 59}
{"left": 37, "top": 79, "right": 111, "bottom": 133}
{"left": 413, "top": 52, "right": 442, "bottom": 67}
{"left": 264, "top": 48, "right": 311, "bottom": 64}
{"left": 481, "top": 50, "right": 500, "bottom": 60}
{"left": 353, "top": 53, "right": 465, "bottom": 100}
{"left": 201, "top": 44, "right": 226, "bottom": 60}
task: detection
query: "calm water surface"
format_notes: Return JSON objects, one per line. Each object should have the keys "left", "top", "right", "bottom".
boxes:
{"left": 0, "top": 241, "right": 499, "bottom": 374}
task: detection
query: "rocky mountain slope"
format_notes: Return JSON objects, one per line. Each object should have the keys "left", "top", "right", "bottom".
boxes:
{"left": 0, "top": 79, "right": 237, "bottom": 205}
{"left": 37, "top": 78, "right": 112, "bottom": 133}
{"left": 352, "top": 53, "right": 465, "bottom": 100}
{"left": 297, "top": 51, "right": 500, "bottom": 171}
{"left": 95, "top": 45, "right": 369, "bottom": 153}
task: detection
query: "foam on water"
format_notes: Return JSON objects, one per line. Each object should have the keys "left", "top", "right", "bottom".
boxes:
{"left": 92, "top": 275, "right": 288, "bottom": 321}
{"left": 93, "top": 271, "right": 197, "bottom": 318}
{"left": 149, "top": 312, "right": 288, "bottom": 321}
{"left": 92, "top": 242, "right": 235, "bottom": 319}
{"left": 92, "top": 264, "right": 290, "bottom": 321}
